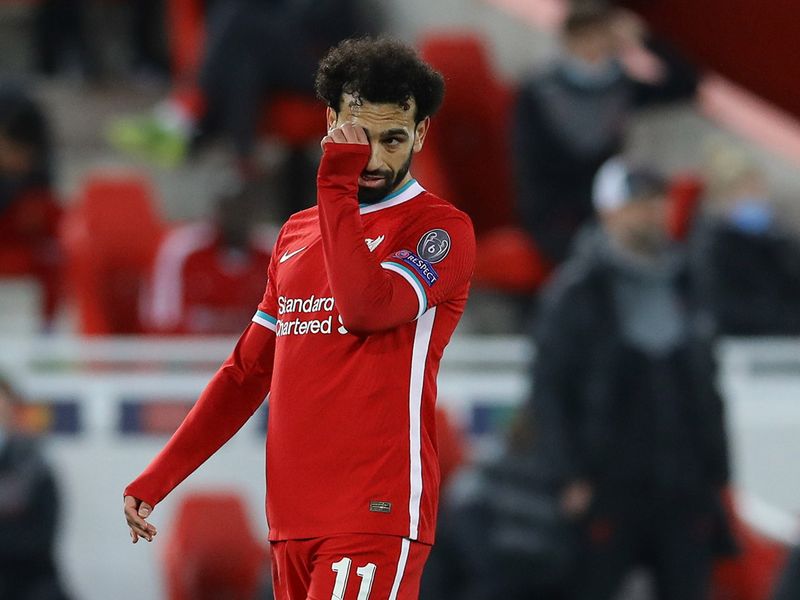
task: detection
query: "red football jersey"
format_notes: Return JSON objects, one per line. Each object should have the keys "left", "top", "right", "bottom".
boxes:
{"left": 124, "top": 144, "right": 475, "bottom": 550}
{"left": 145, "top": 223, "right": 272, "bottom": 334}
{"left": 256, "top": 179, "right": 474, "bottom": 544}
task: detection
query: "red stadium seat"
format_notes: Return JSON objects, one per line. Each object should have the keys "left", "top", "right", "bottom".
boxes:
{"left": 60, "top": 171, "right": 164, "bottom": 334}
{"left": 712, "top": 491, "right": 792, "bottom": 600}
{"left": 164, "top": 492, "right": 268, "bottom": 600}
{"left": 417, "top": 32, "right": 517, "bottom": 237}
{"left": 473, "top": 227, "right": 552, "bottom": 294}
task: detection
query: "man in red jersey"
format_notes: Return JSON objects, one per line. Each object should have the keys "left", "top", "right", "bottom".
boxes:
{"left": 123, "top": 37, "right": 476, "bottom": 600}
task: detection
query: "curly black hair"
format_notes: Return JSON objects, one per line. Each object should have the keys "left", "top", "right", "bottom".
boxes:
{"left": 315, "top": 37, "right": 445, "bottom": 123}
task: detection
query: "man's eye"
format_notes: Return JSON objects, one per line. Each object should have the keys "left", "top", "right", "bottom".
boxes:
{"left": 383, "top": 138, "right": 402, "bottom": 146}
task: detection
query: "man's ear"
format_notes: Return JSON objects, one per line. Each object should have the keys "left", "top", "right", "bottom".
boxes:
{"left": 413, "top": 117, "right": 430, "bottom": 153}
{"left": 326, "top": 107, "right": 338, "bottom": 131}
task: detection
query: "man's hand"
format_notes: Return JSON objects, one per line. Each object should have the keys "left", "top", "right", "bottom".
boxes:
{"left": 560, "top": 480, "right": 594, "bottom": 518}
{"left": 124, "top": 495, "right": 158, "bottom": 544}
{"left": 320, "top": 122, "right": 369, "bottom": 149}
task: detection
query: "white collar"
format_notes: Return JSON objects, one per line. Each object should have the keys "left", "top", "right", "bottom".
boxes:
{"left": 359, "top": 179, "right": 425, "bottom": 215}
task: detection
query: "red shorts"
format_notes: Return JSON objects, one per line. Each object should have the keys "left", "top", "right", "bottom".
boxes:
{"left": 270, "top": 534, "right": 431, "bottom": 600}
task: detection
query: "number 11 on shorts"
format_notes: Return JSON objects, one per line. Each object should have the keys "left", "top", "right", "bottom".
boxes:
{"left": 331, "top": 558, "right": 377, "bottom": 600}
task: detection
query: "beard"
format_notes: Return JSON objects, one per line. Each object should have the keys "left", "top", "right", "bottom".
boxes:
{"left": 357, "top": 150, "right": 413, "bottom": 204}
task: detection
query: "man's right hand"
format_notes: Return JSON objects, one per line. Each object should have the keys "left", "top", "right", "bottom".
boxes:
{"left": 124, "top": 495, "right": 158, "bottom": 543}
{"left": 560, "top": 480, "right": 594, "bottom": 518}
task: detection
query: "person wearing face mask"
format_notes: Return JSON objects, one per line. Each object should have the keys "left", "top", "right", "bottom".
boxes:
{"left": 691, "top": 146, "right": 800, "bottom": 335}
{"left": 512, "top": 0, "right": 697, "bottom": 266}
{"left": 528, "top": 157, "right": 732, "bottom": 600}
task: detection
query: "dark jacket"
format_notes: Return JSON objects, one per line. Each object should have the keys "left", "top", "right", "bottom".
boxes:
{"left": 691, "top": 218, "right": 800, "bottom": 336}
{"left": 512, "top": 38, "right": 698, "bottom": 264}
{"left": 0, "top": 434, "right": 67, "bottom": 600}
{"left": 529, "top": 239, "right": 730, "bottom": 498}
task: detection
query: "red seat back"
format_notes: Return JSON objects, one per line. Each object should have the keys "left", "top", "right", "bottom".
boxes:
{"left": 164, "top": 492, "right": 268, "bottom": 600}
{"left": 417, "top": 33, "right": 517, "bottom": 236}
{"left": 61, "top": 172, "right": 164, "bottom": 334}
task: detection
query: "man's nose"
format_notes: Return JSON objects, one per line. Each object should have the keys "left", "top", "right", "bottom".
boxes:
{"left": 366, "top": 144, "right": 384, "bottom": 172}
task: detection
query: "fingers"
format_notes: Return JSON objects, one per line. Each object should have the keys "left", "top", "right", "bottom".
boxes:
{"left": 322, "top": 123, "right": 369, "bottom": 147}
{"left": 138, "top": 501, "right": 153, "bottom": 519}
{"left": 124, "top": 496, "right": 157, "bottom": 543}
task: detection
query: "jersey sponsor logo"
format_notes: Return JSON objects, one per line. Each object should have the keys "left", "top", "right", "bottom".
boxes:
{"left": 275, "top": 294, "right": 347, "bottom": 337}
{"left": 392, "top": 250, "right": 438, "bottom": 287}
{"left": 279, "top": 246, "right": 307, "bottom": 264}
{"left": 417, "top": 229, "right": 451, "bottom": 263}
{"left": 365, "top": 235, "right": 385, "bottom": 252}
{"left": 278, "top": 294, "right": 335, "bottom": 315}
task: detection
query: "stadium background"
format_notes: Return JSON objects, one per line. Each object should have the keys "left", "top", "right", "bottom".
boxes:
{"left": 0, "top": 1, "right": 799, "bottom": 599}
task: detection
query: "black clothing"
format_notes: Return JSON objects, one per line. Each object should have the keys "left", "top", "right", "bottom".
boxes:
{"left": 421, "top": 454, "right": 570, "bottom": 600}
{"left": 529, "top": 232, "right": 730, "bottom": 600}
{"left": 0, "top": 435, "right": 67, "bottom": 600}
{"left": 772, "top": 545, "right": 800, "bottom": 600}
{"left": 512, "top": 38, "right": 697, "bottom": 264}
{"left": 198, "top": 0, "right": 376, "bottom": 159}
{"left": 692, "top": 218, "right": 800, "bottom": 335}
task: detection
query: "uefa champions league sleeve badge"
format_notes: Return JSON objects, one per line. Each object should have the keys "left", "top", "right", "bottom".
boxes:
{"left": 416, "top": 229, "right": 451, "bottom": 264}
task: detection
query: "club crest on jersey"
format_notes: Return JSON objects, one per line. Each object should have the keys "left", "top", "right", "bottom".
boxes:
{"left": 393, "top": 250, "right": 438, "bottom": 286}
{"left": 365, "top": 235, "right": 385, "bottom": 252}
{"left": 417, "top": 229, "right": 451, "bottom": 263}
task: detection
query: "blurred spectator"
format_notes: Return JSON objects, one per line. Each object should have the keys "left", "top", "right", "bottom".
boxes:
{"left": 428, "top": 407, "right": 571, "bottom": 600}
{"left": 529, "top": 157, "right": 732, "bottom": 600}
{"left": 512, "top": 0, "right": 697, "bottom": 265}
{"left": 33, "top": 0, "right": 97, "bottom": 79}
{"left": 691, "top": 146, "right": 800, "bottom": 335}
{"left": 109, "top": 0, "right": 376, "bottom": 173}
{"left": 0, "top": 85, "right": 62, "bottom": 328}
{"left": 772, "top": 544, "right": 800, "bottom": 600}
{"left": 419, "top": 409, "right": 468, "bottom": 600}
{"left": 0, "top": 377, "right": 69, "bottom": 600}
{"left": 143, "top": 187, "right": 272, "bottom": 335}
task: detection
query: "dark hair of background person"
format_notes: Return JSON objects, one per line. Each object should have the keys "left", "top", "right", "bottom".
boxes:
{"left": 314, "top": 36, "right": 445, "bottom": 124}
{"left": 563, "top": 0, "right": 614, "bottom": 35}
{"left": 0, "top": 85, "right": 52, "bottom": 186}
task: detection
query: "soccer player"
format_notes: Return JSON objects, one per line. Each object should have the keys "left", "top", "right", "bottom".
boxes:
{"left": 123, "top": 37, "right": 476, "bottom": 600}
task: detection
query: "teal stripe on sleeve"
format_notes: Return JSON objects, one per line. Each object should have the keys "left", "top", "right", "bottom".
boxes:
{"left": 255, "top": 310, "right": 277, "bottom": 325}
{"left": 383, "top": 260, "right": 428, "bottom": 313}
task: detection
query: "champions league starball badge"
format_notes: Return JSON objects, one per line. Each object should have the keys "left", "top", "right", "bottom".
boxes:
{"left": 416, "top": 229, "right": 451, "bottom": 263}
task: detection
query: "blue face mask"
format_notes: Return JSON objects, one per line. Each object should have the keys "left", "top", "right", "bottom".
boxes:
{"left": 728, "top": 199, "right": 774, "bottom": 235}
{"left": 559, "top": 56, "right": 623, "bottom": 89}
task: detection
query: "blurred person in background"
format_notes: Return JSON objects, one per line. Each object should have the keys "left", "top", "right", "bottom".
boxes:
{"left": 33, "top": 0, "right": 96, "bottom": 79}
{"left": 428, "top": 406, "right": 572, "bottom": 600}
{"left": 109, "top": 0, "right": 377, "bottom": 175}
{"left": 771, "top": 544, "right": 800, "bottom": 600}
{"left": 0, "top": 85, "right": 62, "bottom": 329}
{"left": 691, "top": 145, "right": 800, "bottom": 335}
{"left": 529, "top": 157, "right": 732, "bottom": 600}
{"left": 143, "top": 186, "right": 272, "bottom": 335}
{"left": 512, "top": 0, "right": 697, "bottom": 266}
{"left": 0, "top": 377, "right": 69, "bottom": 600}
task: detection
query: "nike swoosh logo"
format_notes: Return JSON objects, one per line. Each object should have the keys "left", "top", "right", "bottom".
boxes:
{"left": 279, "top": 247, "right": 306, "bottom": 263}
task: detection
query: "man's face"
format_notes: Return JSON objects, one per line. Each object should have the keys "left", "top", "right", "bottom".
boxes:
{"left": 327, "top": 94, "right": 429, "bottom": 204}
{"left": 564, "top": 24, "right": 617, "bottom": 66}
{"left": 604, "top": 195, "right": 669, "bottom": 256}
